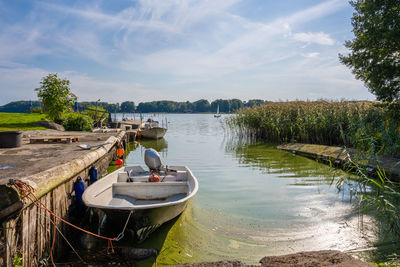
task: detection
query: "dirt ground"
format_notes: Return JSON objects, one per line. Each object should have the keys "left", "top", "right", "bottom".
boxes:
{"left": 0, "top": 130, "right": 118, "bottom": 183}
{"left": 172, "top": 250, "right": 374, "bottom": 267}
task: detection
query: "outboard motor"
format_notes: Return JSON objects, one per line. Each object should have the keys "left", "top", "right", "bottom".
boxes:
{"left": 144, "top": 148, "right": 162, "bottom": 171}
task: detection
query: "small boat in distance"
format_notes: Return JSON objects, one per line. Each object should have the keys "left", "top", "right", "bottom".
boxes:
{"left": 137, "top": 119, "right": 167, "bottom": 139}
{"left": 214, "top": 105, "right": 221, "bottom": 118}
{"left": 83, "top": 149, "right": 198, "bottom": 241}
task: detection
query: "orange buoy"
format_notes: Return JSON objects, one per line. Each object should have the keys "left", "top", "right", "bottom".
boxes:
{"left": 116, "top": 147, "right": 124, "bottom": 158}
{"left": 116, "top": 159, "right": 123, "bottom": 165}
{"left": 149, "top": 173, "right": 160, "bottom": 182}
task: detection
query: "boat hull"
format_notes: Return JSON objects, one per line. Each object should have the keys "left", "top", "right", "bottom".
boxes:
{"left": 138, "top": 127, "right": 167, "bottom": 139}
{"left": 83, "top": 165, "right": 198, "bottom": 242}
{"left": 101, "top": 201, "right": 187, "bottom": 241}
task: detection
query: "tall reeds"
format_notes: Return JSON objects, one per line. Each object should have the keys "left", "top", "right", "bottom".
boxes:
{"left": 227, "top": 101, "right": 400, "bottom": 157}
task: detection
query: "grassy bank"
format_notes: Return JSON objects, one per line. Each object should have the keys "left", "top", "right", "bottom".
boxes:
{"left": 0, "top": 112, "right": 47, "bottom": 131}
{"left": 227, "top": 101, "right": 400, "bottom": 157}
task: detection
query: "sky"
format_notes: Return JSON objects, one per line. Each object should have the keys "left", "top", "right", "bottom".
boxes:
{"left": 0, "top": 0, "right": 375, "bottom": 105}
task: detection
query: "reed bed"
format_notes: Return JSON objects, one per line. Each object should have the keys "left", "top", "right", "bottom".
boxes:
{"left": 227, "top": 101, "right": 400, "bottom": 157}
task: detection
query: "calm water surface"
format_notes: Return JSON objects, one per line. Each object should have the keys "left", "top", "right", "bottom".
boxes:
{"left": 121, "top": 114, "right": 374, "bottom": 265}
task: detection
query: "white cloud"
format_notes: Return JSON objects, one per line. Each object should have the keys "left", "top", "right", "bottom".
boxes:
{"left": 302, "top": 52, "right": 320, "bottom": 58}
{"left": 0, "top": 0, "right": 372, "bottom": 104}
{"left": 281, "top": 0, "right": 347, "bottom": 26}
{"left": 293, "top": 32, "right": 335, "bottom": 45}
{"left": 0, "top": 65, "right": 160, "bottom": 104}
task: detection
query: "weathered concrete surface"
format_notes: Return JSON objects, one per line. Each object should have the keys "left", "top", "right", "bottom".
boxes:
{"left": 171, "top": 250, "right": 374, "bottom": 267}
{"left": 0, "top": 129, "right": 118, "bottom": 182}
{"left": 0, "top": 129, "right": 125, "bottom": 219}
{"left": 277, "top": 143, "right": 400, "bottom": 179}
{"left": 0, "top": 129, "right": 127, "bottom": 267}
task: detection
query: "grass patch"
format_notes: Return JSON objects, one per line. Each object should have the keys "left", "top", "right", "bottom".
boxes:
{"left": 0, "top": 112, "right": 48, "bottom": 131}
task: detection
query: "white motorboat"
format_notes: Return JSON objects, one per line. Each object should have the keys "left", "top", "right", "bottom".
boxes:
{"left": 82, "top": 149, "right": 198, "bottom": 241}
{"left": 138, "top": 127, "right": 167, "bottom": 139}
{"left": 137, "top": 119, "right": 167, "bottom": 139}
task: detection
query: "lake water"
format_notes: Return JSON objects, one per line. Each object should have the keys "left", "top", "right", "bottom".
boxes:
{"left": 119, "top": 113, "right": 374, "bottom": 265}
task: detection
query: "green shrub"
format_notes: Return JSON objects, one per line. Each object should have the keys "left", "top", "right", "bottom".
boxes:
{"left": 13, "top": 253, "right": 22, "bottom": 267}
{"left": 62, "top": 113, "right": 93, "bottom": 131}
{"left": 82, "top": 106, "right": 107, "bottom": 120}
{"left": 31, "top": 107, "right": 42, "bottom": 113}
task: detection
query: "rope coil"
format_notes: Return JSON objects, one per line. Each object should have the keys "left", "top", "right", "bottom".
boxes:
{"left": 10, "top": 179, "right": 132, "bottom": 266}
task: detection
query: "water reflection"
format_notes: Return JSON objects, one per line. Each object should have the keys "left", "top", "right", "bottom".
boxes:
{"left": 225, "top": 138, "right": 348, "bottom": 180}
{"left": 137, "top": 138, "right": 168, "bottom": 152}
{"left": 123, "top": 114, "right": 375, "bottom": 265}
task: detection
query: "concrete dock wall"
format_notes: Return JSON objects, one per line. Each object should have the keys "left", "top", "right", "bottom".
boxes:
{"left": 1, "top": 131, "right": 127, "bottom": 266}
{"left": 277, "top": 143, "right": 400, "bottom": 178}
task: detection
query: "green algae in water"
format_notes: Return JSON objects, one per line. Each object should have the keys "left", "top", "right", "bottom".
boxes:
{"left": 109, "top": 114, "right": 383, "bottom": 265}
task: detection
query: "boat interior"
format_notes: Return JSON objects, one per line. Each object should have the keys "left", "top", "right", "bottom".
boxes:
{"left": 97, "top": 166, "right": 191, "bottom": 208}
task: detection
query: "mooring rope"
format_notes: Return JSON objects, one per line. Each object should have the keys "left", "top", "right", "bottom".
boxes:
{"left": 9, "top": 179, "right": 132, "bottom": 266}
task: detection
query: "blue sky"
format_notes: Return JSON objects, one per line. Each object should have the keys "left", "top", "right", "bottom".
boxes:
{"left": 0, "top": 0, "right": 374, "bottom": 105}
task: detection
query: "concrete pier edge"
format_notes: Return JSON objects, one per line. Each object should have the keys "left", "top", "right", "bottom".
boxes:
{"left": 20, "top": 130, "right": 125, "bottom": 202}
{"left": 277, "top": 143, "right": 400, "bottom": 179}
{"left": 0, "top": 130, "right": 126, "bottom": 266}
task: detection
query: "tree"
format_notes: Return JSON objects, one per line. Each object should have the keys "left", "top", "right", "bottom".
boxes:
{"left": 193, "top": 99, "right": 210, "bottom": 112}
{"left": 245, "top": 99, "right": 265, "bottom": 107}
{"left": 211, "top": 99, "right": 230, "bottom": 113}
{"left": 82, "top": 106, "right": 107, "bottom": 120}
{"left": 120, "top": 101, "right": 135, "bottom": 113}
{"left": 339, "top": 0, "right": 400, "bottom": 104}
{"left": 229, "top": 99, "right": 244, "bottom": 112}
{"left": 35, "top": 73, "right": 77, "bottom": 121}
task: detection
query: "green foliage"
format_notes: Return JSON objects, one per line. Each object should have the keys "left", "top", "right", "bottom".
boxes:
{"left": 120, "top": 101, "right": 135, "bottom": 113}
{"left": 372, "top": 263, "right": 400, "bottom": 267}
{"left": 227, "top": 101, "right": 400, "bottom": 156}
{"left": 193, "top": 99, "right": 211, "bottom": 112}
{"left": 35, "top": 73, "right": 77, "bottom": 121}
{"left": 339, "top": 0, "right": 400, "bottom": 104}
{"left": 62, "top": 113, "right": 93, "bottom": 132}
{"left": 31, "top": 107, "right": 42, "bottom": 113}
{"left": 13, "top": 253, "right": 22, "bottom": 267}
{"left": 343, "top": 161, "right": 400, "bottom": 233}
{"left": 0, "top": 113, "right": 47, "bottom": 131}
{"left": 82, "top": 106, "right": 107, "bottom": 120}
{"left": 135, "top": 99, "right": 263, "bottom": 113}
{"left": 0, "top": 99, "right": 267, "bottom": 114}
{"left": 0, "top": 100, "right": 41, "bottom": 113}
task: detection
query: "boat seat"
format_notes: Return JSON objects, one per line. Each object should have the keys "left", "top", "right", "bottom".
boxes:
{"left": 117, "top": 171, "right": 187, "bottom": 183}
{"left": 112, "top": 182, "right": 188, "bottom": 200}
{"left": 130, "top": 175, "right": 186, "bottom": 182}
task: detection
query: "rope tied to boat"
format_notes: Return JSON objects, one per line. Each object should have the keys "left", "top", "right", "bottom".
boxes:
{"left": 9, "top": 179, "right": 133, "bottom": 265}
{"left": 116, "top": 211, "right": 133, "bottom": 241}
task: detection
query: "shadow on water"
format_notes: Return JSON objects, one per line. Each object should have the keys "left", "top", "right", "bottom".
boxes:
{"left": 60, "top": 208, "right": 176, "bottom": 266}
{"left": 133, "top": 213, "right": 181, "bottom": 267}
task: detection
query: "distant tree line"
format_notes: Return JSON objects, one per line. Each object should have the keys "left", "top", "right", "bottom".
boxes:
{"left": 0, "top": 101, "right": 42, "bottom": 113}
{"left": 0, "top": 99, "right": 266, "bottom": 113}
{"left": 135, "top": 99, "right": 265, "bottom": 113}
